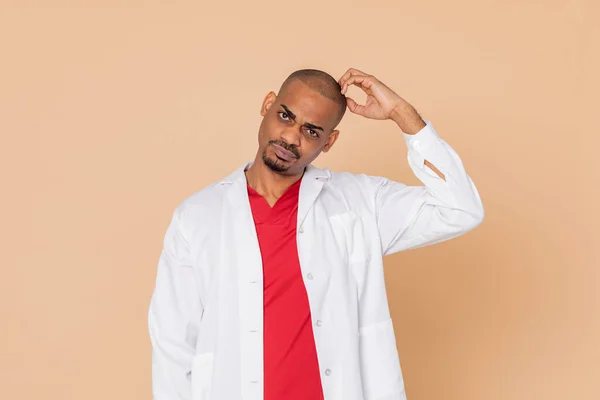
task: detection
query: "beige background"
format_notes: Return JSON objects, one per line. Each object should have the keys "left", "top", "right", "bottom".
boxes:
{"left": 1, "top": 1, "right": 598, "bottom": 399}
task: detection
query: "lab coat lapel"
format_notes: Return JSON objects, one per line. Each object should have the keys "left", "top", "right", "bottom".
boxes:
{"left": 298, "top": 163, "right": 329, "bottom": 227}
{"left": 221, "top": 163, "right": 262, "bottom": 282}
{"left": 219, "top": 161, "right": 330, "bottom": 268}
{"left": 222, "top": 162, "right": 329, "bottom": 228}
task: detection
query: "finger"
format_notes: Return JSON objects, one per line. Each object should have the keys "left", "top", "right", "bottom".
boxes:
{"left": 341, "top": 74, "right": 374, "bottom": 95}
{"left": 345, "top": 97, "right": 367, "bottom": 116}
{"left": 338, "top": 68, "right": 369, "bottom": 87}
{"left": 338, "top": 69, "right": 352, "bottom": 86}
{"left": 339, "top": 69, "right": 362, "bottom": 89}
{"left": 339, "top": 67, "right": 369, "bottom": 82}
{"left": 348, "top": 67, "right": 368, "bottom": 76}
{"left": 340, "top": 72, "right": 375, "bottom": 94}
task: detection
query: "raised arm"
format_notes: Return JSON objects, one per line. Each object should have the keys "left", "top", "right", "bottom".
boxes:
{"left": 339, "top": 68, "right": 484, "bottom": 255}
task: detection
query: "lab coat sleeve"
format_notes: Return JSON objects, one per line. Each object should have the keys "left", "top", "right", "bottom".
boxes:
{"left": 148, "top": 205, "right": 202, "bottom": 400}
{"left": 374, "top": 120, "right": 484, "bottom": 256}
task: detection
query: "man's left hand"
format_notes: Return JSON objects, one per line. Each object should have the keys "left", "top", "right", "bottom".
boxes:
{"left": 338, "top": 68, "right": 426, "bottom": 134}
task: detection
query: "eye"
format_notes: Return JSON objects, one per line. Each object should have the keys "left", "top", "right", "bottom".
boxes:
{"left": 306, "top": 128, "right": 319, "bottom": 138}
{"left": 278, "top": 111, "right": 290, "bottom": 121}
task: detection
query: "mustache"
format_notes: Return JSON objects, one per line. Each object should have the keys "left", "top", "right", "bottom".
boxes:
{"left": 269, "top": 139, "right": 300, "bottom": 158}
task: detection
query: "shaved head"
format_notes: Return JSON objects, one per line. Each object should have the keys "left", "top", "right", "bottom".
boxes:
{"left": 279, "top": 69, "right": 347, "bottom": 127}
{"left": 253, "top": 68, "right": 345, "bottom": 177}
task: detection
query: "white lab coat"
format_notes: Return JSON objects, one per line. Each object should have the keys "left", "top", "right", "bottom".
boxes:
{"left": 148, "top": 121, "right": 484, "bottom": 400}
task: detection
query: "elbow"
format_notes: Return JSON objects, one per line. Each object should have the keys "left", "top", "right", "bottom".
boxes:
{"left": 447, "top": 202, "right": 484, "bottom": 234}
{"left": 464, "top": 203, "right": 485, "bottom": 231}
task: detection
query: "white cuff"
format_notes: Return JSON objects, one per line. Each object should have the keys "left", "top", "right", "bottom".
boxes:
{"left": 402, "top": 119, "right": 440, "bottom": 154}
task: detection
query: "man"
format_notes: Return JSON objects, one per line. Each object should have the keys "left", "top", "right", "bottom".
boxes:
{"left": 148, "top": 68, "right": 484, "bottom": 400}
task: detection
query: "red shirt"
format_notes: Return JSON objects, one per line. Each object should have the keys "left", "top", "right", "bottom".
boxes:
{"left": 247, "top": 178, "right": 324, "bottom": 400}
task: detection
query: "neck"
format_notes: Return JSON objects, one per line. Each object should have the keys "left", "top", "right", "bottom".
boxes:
{"left": 245, "top": 154, "right": 304, "bottom": 201}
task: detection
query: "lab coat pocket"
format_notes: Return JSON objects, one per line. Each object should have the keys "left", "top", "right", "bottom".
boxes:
{"left": 359, "top": 318, "right": 405, "bottom": 399}
{"left": 190, "top": 352, "right": 214, "bottom": 400}
{"left": 329, "top": 212, "right": 370, "bottom": 265}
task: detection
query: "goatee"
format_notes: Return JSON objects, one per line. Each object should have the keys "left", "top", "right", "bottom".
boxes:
{"left": 262, "top": 151, "right": 290, "bottom": 173}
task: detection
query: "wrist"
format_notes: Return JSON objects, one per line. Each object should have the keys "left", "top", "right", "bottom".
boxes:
{"left": 390, "top": 102, "right": 426, "bottom": 135}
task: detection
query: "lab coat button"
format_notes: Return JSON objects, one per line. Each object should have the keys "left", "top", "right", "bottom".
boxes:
{"left": 298, "top": 226, "right": 304, "bottom": 234}
{"left": 325, "top": 369, "right": 332, "bottom": 376}
{"left": 307, "top": 273, "right": 314, "bottom": 280}
{"left": 316, "top": 320, "right": 322, "bottom": 327}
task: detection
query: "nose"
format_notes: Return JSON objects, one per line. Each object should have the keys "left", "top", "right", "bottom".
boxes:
{"left": 279, "top": 126, "right": 301, "bottom": 148}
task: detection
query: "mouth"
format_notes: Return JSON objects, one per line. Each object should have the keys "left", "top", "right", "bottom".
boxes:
{"left": 271, "top": 143, "right": 298, "bottom": 162}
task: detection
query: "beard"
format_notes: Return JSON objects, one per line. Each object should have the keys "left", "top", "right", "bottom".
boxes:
{"left": 262, "top": 151, "right": 290, "bottom": 173}
{"left": 261, "top": 140, "right": 300, "bottom": 173}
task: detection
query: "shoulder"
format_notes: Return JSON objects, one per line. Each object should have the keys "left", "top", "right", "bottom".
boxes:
{"left": 169, "top": 171, "right": 236, "bottom": 231}
{"left": 326, "top": 167, "right": 393, "bottom": 195}
{"left": 322, "top": 167, "right": 399, "bottom": 215}
{"left": 179, "top": 181, "right": 227, "bottom": 211}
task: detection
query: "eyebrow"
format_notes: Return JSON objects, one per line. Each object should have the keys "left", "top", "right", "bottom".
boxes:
{"left": 280, "top": 104, "right": 324, "bottom": 132}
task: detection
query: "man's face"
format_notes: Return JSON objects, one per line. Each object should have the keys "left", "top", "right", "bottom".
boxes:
{"left": 257, "top": 79, "right": 341, "bottom": 176}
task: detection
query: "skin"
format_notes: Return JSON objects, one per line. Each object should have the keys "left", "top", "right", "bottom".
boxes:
{"left": 245, "top": 68, "right": 444, "bottom": 206}
{"left": 245, "top": 79, "right": 341, "bottom": 206}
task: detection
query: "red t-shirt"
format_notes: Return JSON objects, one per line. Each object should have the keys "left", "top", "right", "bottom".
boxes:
{"left": 247, "top": 178, "right": 324, "bottom": 400}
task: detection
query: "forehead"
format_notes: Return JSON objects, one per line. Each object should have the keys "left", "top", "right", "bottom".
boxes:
{"left": 277, "top": 80, "right": 339, "bottom": 127}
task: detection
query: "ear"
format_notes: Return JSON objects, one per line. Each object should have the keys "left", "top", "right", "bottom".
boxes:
{"left": 260, "top": 91, "right": 277, "bottom": 116}
{"left": 322, "top": 130, "right": 340, "bottom": 153}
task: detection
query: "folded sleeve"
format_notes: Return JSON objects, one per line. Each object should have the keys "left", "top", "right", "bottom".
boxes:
{"left": 373, "top": 120, "right": 484, "bottom": 256}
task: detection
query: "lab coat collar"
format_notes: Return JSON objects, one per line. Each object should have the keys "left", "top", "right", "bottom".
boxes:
{"left": 220, "top": 161, "right": 330, "bottom": 225}
{"left": 219, "top": 161, "right": 330, "bottom": 185}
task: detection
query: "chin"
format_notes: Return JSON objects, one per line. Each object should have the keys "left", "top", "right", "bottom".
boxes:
{"left": 262, "top": 153, "right": 291, "bottom": 173}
